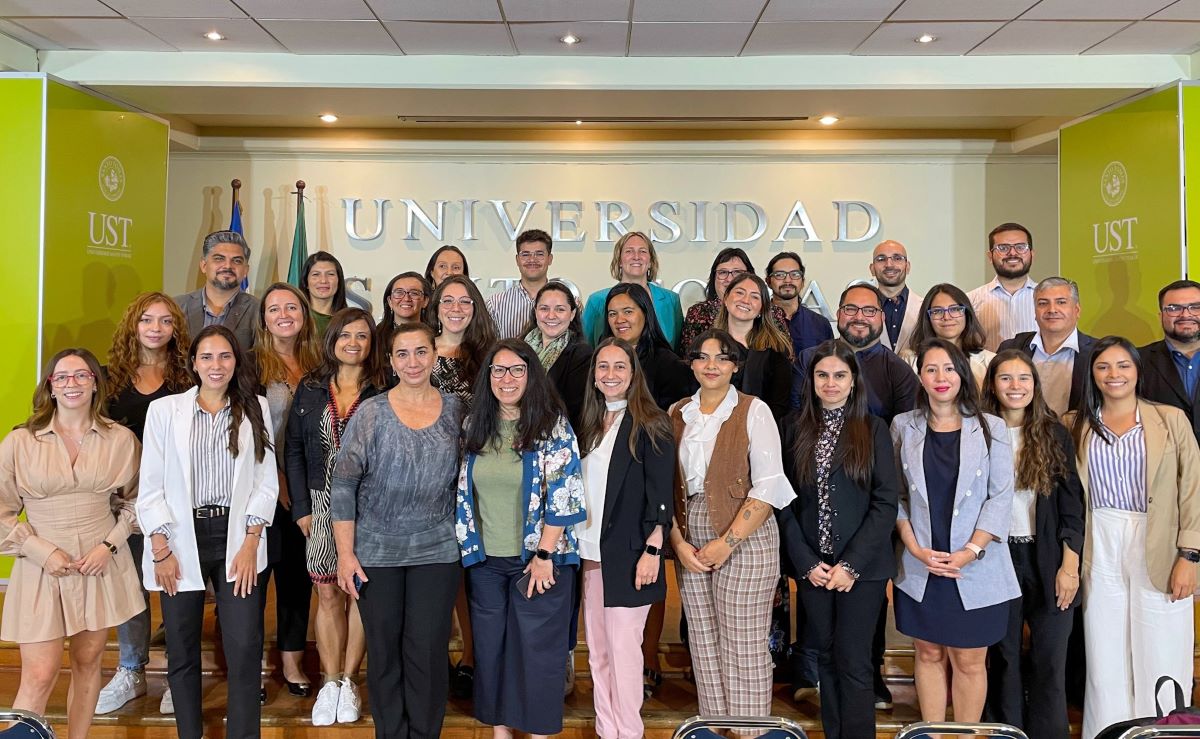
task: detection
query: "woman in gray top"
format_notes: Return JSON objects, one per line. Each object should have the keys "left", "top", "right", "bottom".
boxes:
{"left": 331, "top": 321, "right": 464, "bottom": 739}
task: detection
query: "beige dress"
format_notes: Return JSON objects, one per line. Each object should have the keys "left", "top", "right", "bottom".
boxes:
{"left": 0, "top": 420, "right": 144, "bottom": 642}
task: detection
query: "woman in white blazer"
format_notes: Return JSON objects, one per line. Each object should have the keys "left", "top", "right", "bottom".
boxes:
{"left": 137, "top": 325, "right": 278, "bottom": 739}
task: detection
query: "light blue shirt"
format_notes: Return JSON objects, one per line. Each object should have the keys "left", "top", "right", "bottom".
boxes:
{"left": 581, "top": 282, "right": 684, "bottom": 349}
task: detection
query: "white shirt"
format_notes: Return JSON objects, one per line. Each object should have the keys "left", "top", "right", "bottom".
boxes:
{"left": 1008, "top": 426, "right": 1036, "bottom": 538}
{"left": 968, "top": 276, "right": 1038, "bottom": 352}
{"left": 677, "top": 387, "right": 796, "bottom": 509}
{"left": 1030, "top": 329, "right": 1079, "bottom": 418}
{"left": 578, "top": 410, "right": 624, "bottom": 562}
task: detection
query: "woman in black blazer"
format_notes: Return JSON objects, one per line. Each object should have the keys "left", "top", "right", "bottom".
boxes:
{"left": 980, "top": 350, "right": 1084, "bottom": 739}
{"left": 521, "top": 281, "right": 592, "bottom": 433}
{"left": 714, "top": 272, "right": 794, "bottom": 421}
{"left": 575, "top": 337, "right": 675, "bottom": 739}
{"left": 599, "top": 283, "right": 696, "bottom": 411}
{"left": 779, "top": 339, "right": 900, "bottom": 739}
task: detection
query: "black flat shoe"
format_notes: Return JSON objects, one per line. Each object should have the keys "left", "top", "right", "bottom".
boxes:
{"left": 642, "top": 668, "right": 662, "bottom": 700}
{"left": 286, "top": 680, "right": 312, "bottom": 698}
{"left": 450, "top": 664, "right": 474, "bottom": 700}
{"left": 259, "top": 687, "right": 267, "bottom": 705}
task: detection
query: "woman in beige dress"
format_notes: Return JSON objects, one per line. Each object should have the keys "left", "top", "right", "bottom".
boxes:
{"left": 0, "top": 347, "right": 143, "bottom": 739}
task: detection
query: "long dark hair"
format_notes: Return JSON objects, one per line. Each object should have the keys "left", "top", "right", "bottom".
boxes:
{"left": 380, "top": 271, "right": 431, "bottom": 328}
{"left": 464, "top": 339, "right": 566, "bottom": 454}
{"left": 980, "top": 350, "right": 1066, "bottom": 496}
{"left": 789, "top": 339, "right": 874, "bottom": 487}
{"left": 577, "top": 337, "right": 672, "bottom": 459}
{"left": 305, "top": 307, "right": 383, "bottom": 391}
{"left": 905, "top": 283, "right": 987, "bottom": 357}
{"left": 599, "top": 282, "right": 673, "bottom": 359}
{"left": 423, "top": 244, "right": 470, "bottom": 286}
{"left": 428, "top": 275, "right": 498, "bottom": 387}
{"left": 704, "top": 247, "right": 756, "bottom": 302}
{"left": 520, "top": 280, "right": 583, "bottom": 340}
{"left": 714, "top": 272, "right": 794, "bottom": 358}
{"left": 189, "top": 325, "right": 271, "bottom": 462}
{"left": 23, "top": 348, "right": 111, "bottom": 434}
{"left": 1072, "top": 335, "right": 1144, "bottom": 448}
{"left": 915, "top": 337, "right": 992, "bottom": 449}
{"left": 300, "top": 251, "right": 348, "bottom": 314}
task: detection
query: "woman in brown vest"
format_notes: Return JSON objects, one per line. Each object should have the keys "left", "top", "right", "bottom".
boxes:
{"left": 667, "top": 328, "right": 796, "bottom": 719}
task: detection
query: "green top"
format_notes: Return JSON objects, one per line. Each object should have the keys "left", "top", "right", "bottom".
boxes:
{"left": 472, "top": 419, "right": 524, "bottom": 557}
{"left": 312, "top": 310, "right": 332, "bottom": 337}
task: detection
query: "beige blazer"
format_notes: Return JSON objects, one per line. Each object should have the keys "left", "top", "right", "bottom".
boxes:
{"left": 1067, "top": 400, "right": 1200, "bottom": 594}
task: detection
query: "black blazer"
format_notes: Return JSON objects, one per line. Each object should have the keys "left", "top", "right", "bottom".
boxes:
{"left": 641, "top": 345, "right": 697, "bottom": 411}
{"left": 997, "top": 330, "right": 1097, "bottom": 413}
{"left": 735, "top": 348, "right": 792, "bottom": 422}
{"left": 1140, "top": 339, "right": 1200, "bottom": 447}
{"left": 588, "top": 413, "right": 675, "bottom": 607}
{"left": 284, "top": 377, "right": 384, "bottom": 521}
{"left": 547, "top": 339, "right": 592, "bottom": 434}
{"left": 777, "top": 414, "right": 900, "bottom": 582}
{"left": 1026, "top": 423, "right": 1086, "bottom": 609}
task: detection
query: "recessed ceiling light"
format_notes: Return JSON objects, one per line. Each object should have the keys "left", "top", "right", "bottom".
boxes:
{"left": 575, "top": 120, "right": 583, "bottom": 125}
{"left": 319, "top": 114, "right": 338, "bottom": 123}
{"left": 916, "top": 33, "right": 937, "bottom": 44}
{"left": 819, "top": 115, "right": 839, "bottom": 126}
{"left": 560, "top": 33, "right": 580, "bottom": 45}
{"left": 203, "top": 30, "right": 225, "bottom": 41}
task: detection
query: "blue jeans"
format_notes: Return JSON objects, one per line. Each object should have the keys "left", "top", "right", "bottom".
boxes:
{"left": 118, "top": 534, "right": 151, "bottom": 671}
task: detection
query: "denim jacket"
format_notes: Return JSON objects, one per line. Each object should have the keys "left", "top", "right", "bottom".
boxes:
{"left": 456, "top": 414, "right": 587, "bottom": 567}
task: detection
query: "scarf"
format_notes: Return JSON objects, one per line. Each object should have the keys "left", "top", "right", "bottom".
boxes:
{"left": 524, "top": 327, "right": 572, "bottom": 369}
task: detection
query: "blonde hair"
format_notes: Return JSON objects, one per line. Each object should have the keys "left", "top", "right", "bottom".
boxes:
{"left": 608, "top": 231, "right": 659, "bottom": 282}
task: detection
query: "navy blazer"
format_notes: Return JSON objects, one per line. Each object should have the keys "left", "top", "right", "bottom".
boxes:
{"left": 1140, "top": 339, "right": 1200, "bottom": 447}
{"left": 791, "top": 342, "right": 919, "bottom": 424}
{"left": 784, "top": 304, "right": 835, "bottom": 357}
{"left": 997, "top": 330, "right": 1097, "bottom": 413}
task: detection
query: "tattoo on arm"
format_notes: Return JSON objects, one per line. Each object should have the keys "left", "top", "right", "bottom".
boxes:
{"left": 742, "top": 499, "right": 767, "bottom": 521}
{"left": 724, "top": 531, "right": 743, "bottom": 548}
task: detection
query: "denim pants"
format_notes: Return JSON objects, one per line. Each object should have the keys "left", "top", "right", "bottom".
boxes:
{"left": 118, "top": 533, "right": 151, "bottom": 670}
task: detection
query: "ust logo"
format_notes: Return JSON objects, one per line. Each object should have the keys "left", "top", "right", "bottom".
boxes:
{"left": 88, "top": 155, "right": 134, "bottom": 257}
{"left": 1100, "top": 161, "right": 1128, "bottom": 207}
{"left": 98, "top": 156, "right": 125, "bottom": 202}
{"left": 1092, "top": 161, "right": 1136, "bottom": 263}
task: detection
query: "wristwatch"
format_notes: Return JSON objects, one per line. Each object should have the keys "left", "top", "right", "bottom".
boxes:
{"left": 1179, "top": 549, "right": 1200, "bottom": 563}
{"left": 644, "top": 544, "right": 661, "bottom": 556}
{"left": 534, "top": 548, "right": 552, "bottom": 561}
{"left": 964, "top": 543, "right": 986, "bottom": 561}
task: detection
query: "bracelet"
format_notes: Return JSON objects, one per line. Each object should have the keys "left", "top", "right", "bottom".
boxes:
{"left": 151, "top": 545, "right": 170, "bottom": 555}
{"left": 245, "top": 530, "right": 262, "bottom": 539}
{"left": 152, "top": 551, "right": 173, "bottom": 564}
{"left": 836, "top": 561, "right": 862, "bottom": 580}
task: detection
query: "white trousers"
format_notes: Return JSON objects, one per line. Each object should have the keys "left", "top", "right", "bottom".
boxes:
{"left": 1082, "top": 508, "right": 1194, "bottom": 739}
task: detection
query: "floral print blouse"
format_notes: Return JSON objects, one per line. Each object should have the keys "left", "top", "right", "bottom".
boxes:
{"left": 680, "top": 298, "right": 789, "bottom": 354}
{"left": 815, "top": 406, "right": 846, "bottom": 556}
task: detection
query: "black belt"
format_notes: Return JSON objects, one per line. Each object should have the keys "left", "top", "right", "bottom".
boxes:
{"left": 194, "top": 505, "right": 230, "bottom": 519}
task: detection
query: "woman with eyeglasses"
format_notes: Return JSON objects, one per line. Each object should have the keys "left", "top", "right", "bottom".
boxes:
{"left": 669, "top": 329, "right": 796, "bottom": 720}
{"left": 680, "top": 248, "right": 787, "bottom": 353}
{"left": 714, "top": 272, "right": 794, "bottom": 421}
{"left": 1064, "top": 337, "right": 1200, "bottom": 739}
{"left": 429, "top": 274, "right": 499, "bottom": 409}
{"left": 523, "top": 280, "right": 592, "bottom": 433}
{"left": 456, "top": 339, "right": 587, "bottom": 739}
{"left": 582, "top": 232, "right": 684, "bottom": 348}
{"left": 424, "top": 244, "right": 470, "bottom": 288}
{"left": 300, "top": 251, "right": 349, "bottom": 337}
{"left": 330, "top": 320, "right": 466, "bottom": 738}
{"left": 902, "top": 283, "right": 996, "bottom": 390}
{"left": 378, "top": 272, "right": 432, "bottom": 383}
{"left": 0, "top": 348, "right": 142, "bottom": 739}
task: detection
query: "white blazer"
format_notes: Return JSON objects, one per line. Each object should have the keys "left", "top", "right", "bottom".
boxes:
{"left": 136, "top": 387, "right": 278, "bottom": 592}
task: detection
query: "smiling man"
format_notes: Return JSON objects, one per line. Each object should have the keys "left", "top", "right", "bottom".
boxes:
{"left": 1141, "top": 279, "right": 1200, "bottom": 445}
{"left": 968, "top": 222, "right": 1039, "bottom": 351}
{"left": 486, "top": 228, "right": 554, "bottom": 339}
{"left": 868, "top": 240, "right": 923, "bottom": 353}
{"left": 175, "top": 230, "right": 259, "bottom": 352}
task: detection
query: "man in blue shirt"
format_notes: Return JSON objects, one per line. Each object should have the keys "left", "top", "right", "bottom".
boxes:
{"left": 766, "top": 252, "right": 833, "bottom": 357}
{"left": 1141, "top": 279, "right": 1200, "bottom": 445}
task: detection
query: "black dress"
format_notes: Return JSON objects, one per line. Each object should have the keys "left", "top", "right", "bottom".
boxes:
{"left": 894, "top": 428, "right": 1008, "bottom": 649}
{"left": 106, "top": 381, "right": 174, "bottom": 441}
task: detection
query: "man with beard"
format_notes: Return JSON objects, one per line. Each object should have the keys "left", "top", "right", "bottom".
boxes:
{"left": 968, "top": 222, "right": 1038, "bottom": 351}
{"left": 1141, "top": 279, "right": 1200, "bottom": 445}
{"left": 869, "top": 240, "right": 923, "bottom": 353}
{"left": 175, "top": 230, "right": 259, "bottom": 351}
{"left": 767, "top": 251, "right": 833, "bottom": 356}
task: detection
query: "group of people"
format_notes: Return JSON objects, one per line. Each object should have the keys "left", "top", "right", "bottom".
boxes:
{"left": 1, "top": 221, "right": 1198, "bottom": 739}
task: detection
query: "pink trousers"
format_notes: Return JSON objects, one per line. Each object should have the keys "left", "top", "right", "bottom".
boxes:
{"left": 582, "top": 560, "right": 652, "bottom": 739}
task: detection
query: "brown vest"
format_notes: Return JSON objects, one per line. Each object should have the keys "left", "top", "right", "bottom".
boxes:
{"left": 671, "top": 392, "right": 754, "bottom": 542}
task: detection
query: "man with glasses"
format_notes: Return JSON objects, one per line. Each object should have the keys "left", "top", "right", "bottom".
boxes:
{"left": 997, "top": 277, "right": 1096, "bottom": 416}
{"left": 486, "top": 228, "right": 554, "bottom": 339}
{"left": 967, "top": 222, "right": 1039, "bottom": 351}
{"left": 766, "top": 252, "right": 833, "bottom": 357}
{"left": 1141, "top": 279, "right": 1200, "bottom": 445}
{"left": 175, "top": 230, "right": 259, "bottom": 352}
{"left": 869, "top": 240, "right": 923, "bottom": 353}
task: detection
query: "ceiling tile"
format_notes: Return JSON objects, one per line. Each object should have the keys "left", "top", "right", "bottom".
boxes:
{"left": 629, "top": 21, "right": 753, "bottom": 55}
{"left": 889, "top": 0, "right": 1037, "bottom": 21}
{"left": 257, "top": 19, "right": 401, "bottom": 53}
{"left": 509, "top": 20, "right": 628, "bottom": 54}
{"left": 761, "top": 0, "right": 901, "bottom": 22}
{"left": 1083, "top": 19, "right": 1200, "bottom": 53}
{"left": 102, "top": 0, "right": 247, "bottom": 18}
{"left": 0, "top": 0, "right": 115, "bottom": 15}
{"left": 1151, "top": 0, "right": 1200, "bottom": 20}
{"left": 632, "top": 0, "right": 767, "bottom": 22}
{"left": 501, "top": 0, "right": 630, "bottom": 22}
{"left": 968, "top": 20, "right": 1128, "bottom": 53}
{"left": 1020, "top": 0, "right": 1174, "bottom": 20}
{"left": 382, "top": 20, "right": 513, "bottom": 54}
{"left": 234, "top": 0, "right": 375, "bottom": 21}
{"left": 132, "top": 17, "right": 284, "bottom": 52}
{"left": 742, "top": 20, "right": 878, "bottom": 53}
{"left": 0, "top": 18, "right": 64, "bottom": 47}
{"left": 12, "top": 17, "right": 176, "bottom": 49}
{"left": 366, "top": 0, "right": 502, "bottom": 21}
{"left": 854, "top": 20, "right": 1004, "bottom": 54}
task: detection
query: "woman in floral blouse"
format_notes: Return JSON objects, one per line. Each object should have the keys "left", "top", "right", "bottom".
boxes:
{"left": 456, "top": 338, "right": 586, "bottom": 739}
{"left": 679, "top": 247, "right": 788, "bottom": 352}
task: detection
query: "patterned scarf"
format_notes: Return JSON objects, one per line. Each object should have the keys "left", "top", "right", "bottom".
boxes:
{"left": 524, "top": 327, "right": 572, "bottom": 369}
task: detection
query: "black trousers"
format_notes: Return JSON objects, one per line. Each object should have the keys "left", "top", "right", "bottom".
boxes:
{"left": 986, "top": 541, "right": 1074, "bottom": 739}
{"left": 800, "top": 578, "right": 888, "bottom": 739}
{"left": 358, "top": 562, "right": 461, "bottom": 739}
{"left": 160, "top": 515, "right": 267, "bottom": 739}
{"left": 266, "top": 502, "right": 312, "bottom": 652}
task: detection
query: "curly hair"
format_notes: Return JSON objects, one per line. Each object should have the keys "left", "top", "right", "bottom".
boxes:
{"left": 106, "top": 292, "right": 192, "bottom": 395}
{"left": 980, "top": 350, "right": 1067, "bottom": 496}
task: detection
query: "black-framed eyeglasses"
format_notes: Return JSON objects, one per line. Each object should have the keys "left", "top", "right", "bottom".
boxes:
{"left": 50, "top": 370, "right": 96, "bottom": 387}
{"left": 1163, "top": 302, "right": 1200, "bottom": 317}
{"left": 489, "top": 364, "right": 527, "bottom": 379}
{"left": 839, "top": 304, "right": 881, "bottom": 318}
{"left": 927, "top": 305, "right": 967, "bottom": 319}
{"left": 990, "top": 242, "right": 1031, "bottom": 254}
{"left": 769, "top": 270, "right": 804, "bottom": 281}
{"left": 714, "top": 268, "right": 745, "bottom": 280}
{"left": 390, "top": 289, "right": 425, "bottom": 301}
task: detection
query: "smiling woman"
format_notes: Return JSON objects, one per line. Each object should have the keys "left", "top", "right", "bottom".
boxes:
{"left": 300, "top": 251, "right": 348, "bottom": 337}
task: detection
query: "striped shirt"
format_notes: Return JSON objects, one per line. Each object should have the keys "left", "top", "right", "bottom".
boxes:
{"left": 192, "top": 399, "right": 236, "bottom": 508}
{"left": 967, "top": 276, "right": 1038, "bottom": 352}
{"left": 1087, "top": 411, "right": 1147, "bottom": 512}
{"left": 485, "top": 282, "right": 536, "bottom": 340}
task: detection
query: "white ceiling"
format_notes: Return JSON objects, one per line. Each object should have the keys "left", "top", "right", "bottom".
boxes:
{"left": 3, "top": 0, "right": 1200, "bottom": 56}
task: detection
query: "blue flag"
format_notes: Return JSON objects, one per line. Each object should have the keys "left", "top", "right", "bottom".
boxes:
{"left": 229, "top": 199, "right": 248, "bottom": 291}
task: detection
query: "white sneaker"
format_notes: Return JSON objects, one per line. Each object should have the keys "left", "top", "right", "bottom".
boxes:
{"left": 336, "top": 678, "right": 360, "bottom": 723}
{"left": 312, "top": 680, "right": 340, "bottom": 726}
{"left": 95, "top": 668, "right": 146, "bottom": 714}
{"left": 159, "top": 687, "right": 174, "bottom": 715}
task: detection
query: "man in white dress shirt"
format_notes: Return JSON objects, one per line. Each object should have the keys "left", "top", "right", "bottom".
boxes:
{"left": 968, "top": 222, "right": 1038, "bottom": 352}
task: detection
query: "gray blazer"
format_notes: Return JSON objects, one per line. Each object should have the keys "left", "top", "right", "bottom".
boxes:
{"left": 175, "top": 287, "right": 259, "bottom": 353}
{"left": 890, "top": 410, "right": 1020, "bottom": 610}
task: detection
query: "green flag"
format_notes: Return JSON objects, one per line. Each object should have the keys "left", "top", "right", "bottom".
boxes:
{"left": 286, "top": 188, "right": 307, "bottom": 288}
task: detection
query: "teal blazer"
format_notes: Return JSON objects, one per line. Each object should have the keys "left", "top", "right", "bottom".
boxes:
{"left": 581, "top": 282, "right": 684, "bottom": 350}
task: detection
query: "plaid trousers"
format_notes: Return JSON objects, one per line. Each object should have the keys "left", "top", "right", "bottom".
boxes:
{"left": 679, "top": 493, "right": 780, "bottom": 717}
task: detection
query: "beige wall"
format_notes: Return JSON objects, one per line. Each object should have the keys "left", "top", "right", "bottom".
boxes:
{"left": 164, "top": 137, "right": 1058, "bottom": 316}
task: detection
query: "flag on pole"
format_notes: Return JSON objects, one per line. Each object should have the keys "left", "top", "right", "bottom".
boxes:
{"left": 287, "top": 180, "right": 308, "bottom": 289}
{"left": 229, "top": 179, "right": 248, "bottom": 290}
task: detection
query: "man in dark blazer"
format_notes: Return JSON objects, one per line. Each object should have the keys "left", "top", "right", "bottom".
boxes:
{"left": 997, "top": 276, "right": 1096, "bottom": 416}
{"left": 1141, "top": 279, "right": 1200, "bottom": 446}
{"left": 175, "top": 230, "right": 259, "bottom": 353}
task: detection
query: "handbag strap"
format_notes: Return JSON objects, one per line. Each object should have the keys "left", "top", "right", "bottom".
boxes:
{"left": 1155, "top": 675, "right": 1186, "bottom": 717}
